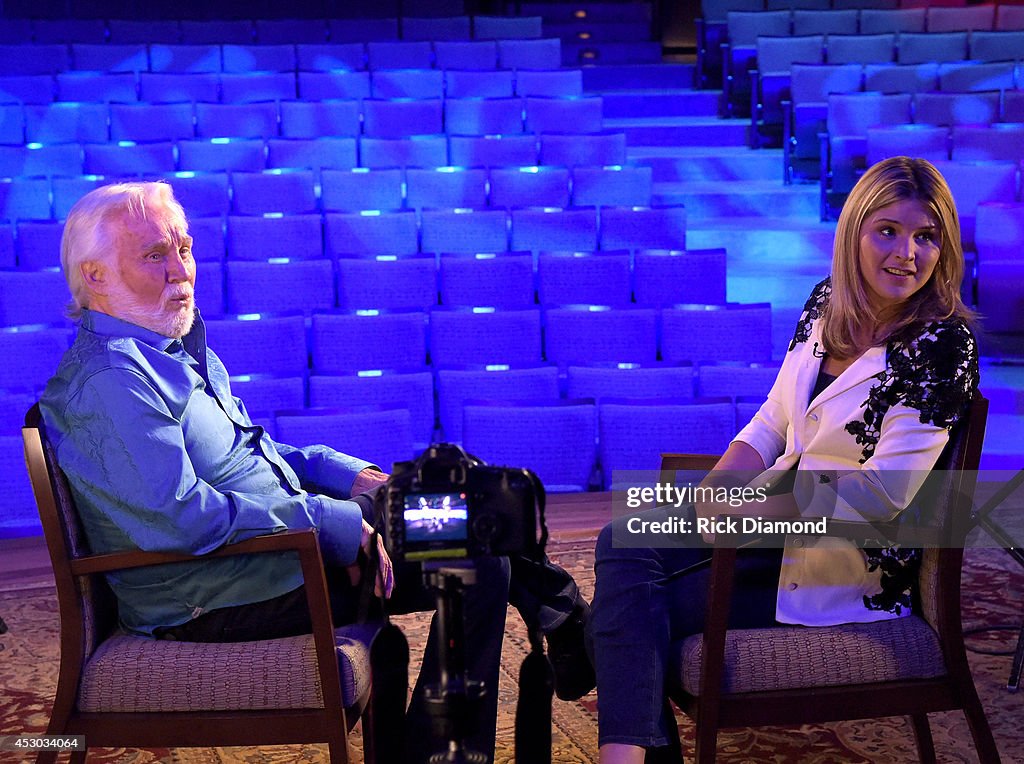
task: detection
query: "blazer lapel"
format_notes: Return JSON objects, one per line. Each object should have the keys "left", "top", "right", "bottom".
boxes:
{"left": 804, "top": 323, "right": 887, "bottom": 414}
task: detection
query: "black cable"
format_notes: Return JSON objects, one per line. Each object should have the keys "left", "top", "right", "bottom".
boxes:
{"left": 963, "top": 624, "right": 1021, "bottom": 656}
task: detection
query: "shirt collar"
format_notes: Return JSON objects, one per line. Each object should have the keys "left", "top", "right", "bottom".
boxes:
{"left": 80, "top": 308, "right": 206, "bottom": 354}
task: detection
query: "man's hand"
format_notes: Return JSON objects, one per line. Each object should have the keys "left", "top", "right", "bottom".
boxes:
{"left": 347, "top": 519, "right": 395, "bottom": 599}
{"left": 352, "top": 467, "right": 389, "bottom": 497}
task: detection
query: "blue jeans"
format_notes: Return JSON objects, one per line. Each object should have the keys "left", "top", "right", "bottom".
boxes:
{"left": 588, "top": 508, "right": 783, "bottom": 749}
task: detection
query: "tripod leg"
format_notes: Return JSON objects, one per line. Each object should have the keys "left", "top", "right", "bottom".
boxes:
{"left": 1009, "top": 622, "right": 1023, "bottom": 693}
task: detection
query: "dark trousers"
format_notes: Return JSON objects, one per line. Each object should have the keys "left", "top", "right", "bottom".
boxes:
{"left": 588, "top": 507, "right": 784, "bottom": 749}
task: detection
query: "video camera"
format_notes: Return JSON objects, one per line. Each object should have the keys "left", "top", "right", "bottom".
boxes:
{"left": 377, "top": 443, "right": 542, "bottom": 564}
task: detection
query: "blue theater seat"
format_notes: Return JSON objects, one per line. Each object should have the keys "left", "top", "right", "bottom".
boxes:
{"left": 420, "top": 208, "right": 508, "bottom": 253}
{"left": 371, "top": 68, "right": 444, "bottom": 99}
{"left": 697, "top": 361, "right": 783, "bottom": 399}
{"left": 514, "top": 69, "right": 583, "bottom": 97}
{"left": 524, "top": 95, "right": 603, "bottom": 134}
{"left": 32, "top": 19, "right": 107, "bottom": 44}
{"left": 435, "top": 365, "right": 558, "bottom": 442}
{"left": 931, "top": 159, "right": 1019, "bottom": 249}
{"left": 913, "top": 91, "right": 1001, "bottom": 127}
{"left": 926, "top": 5, "right": 995, "bottom": 33}
{"left": 276, "top": 405, "right": 415, "bottom": 472}
{"left": 328, "top": 18, "right": 400, "bottom": 44}
{"left": 311, "top": 310, "right": 428, "bottom": 373}
{"left": 230, "top": 373, "right": 306, "bottom": 416}
{"left": 793, "top": 9, "right": 859, "bottom": 35}
{"left": 179, "top": 19, "right": 253, "bottom": 45}
{"left": 489, "top": 166, "right": 570, "bottom": 209}
{"left": 824, "top": 33, "right": 896, "bottom": 65}
{"left": 220, "top": 72, "right": 297, "bottom": 104}
{"left": 254, "top": 19, "right": 328, "bottom": 45}
{"left": 225, "top": 258, "right": 335, "bottom": 315}
{"left": 438, "top": 251, "right": 535, "bottom": 308}
{"left": 938, "top": 61, "right": 1015, "bottom": 93}
{"left": 0, "top": 222, "right": 13, "bottom": 268}
{"left": 600, "top": 205, "right": 687, "bottom": 251}
{"left": 335, "top": 254, "right": 438, "bottom": 311}
{"left": 359, "top": 135, "right": 449, "bottom": 168}
{"left": 0, "top": 390, "right": 36, "bottom": 435}
{"left": 566, "top": 364, "right": 696, "bottom": 403}
{"left": 53, "top": 177, "right": 106, "bottom": 220}
{"left": 474, "top": 15, "right": 543, "bottom": 40}
{"left": 434, "top": 40, "right": 498, "bottom": 69}
{"left": 544, "top": 306, "right": 658, "bottom": 365}
{"left": 660, "top": 303, "right": 773, "bottom": 364}
{"left": 0, "top": 324, "right": 71, "bottom": 393}
{"left": 444, "top": 69, "right": 515, "bottom": 98}
{"left": 0, "top": 269, "right": 68, "bottom": 326}
{"left": 14, "top": 221, "right": 63, "bottom": 269}
{"left": 366, "top": 41, "right": 434, "bottom": 70}
{"left": 633, "top": 248, "right": 728, "bottom": 307}
{"left": 362, "top": 98, "right": 443, "bottom": 138}
{"left": 203, "top": 314, "right": 308, "bottom": 377}
{"left": 138, "top": 72, "right": 220, "bottom": 103}
{"left": 825, "top": 91, "right": 913, "bottom": 198}
{"left": 0, "top": 178, "right": 51, "bottom": 221}
{"left": 968, "top": 30, "right": 1024, "bottom": 62}
{"left": 896, "top": 32, "right": 968, "bottom": 65}
{"left": 221, "top": 44, "right": 297, "bottom": 73}
{"left": 951, "top": 124, "right": 1024, "bottom": 162}
{"left": 572, "top": 165, "right": 653, "bottom": 208}
{"left": 295, "top": 43, "right": 367, "bottom": 72}
{"left": 188, "top": 217, "right": 226, "bottom": 262}
{"left": 226, "top": 214, "right": 323, "bottom": 260}
{"left": 405, "top": 167, "right": 488, "bottom": 210}
{"left": 25, "top": 102, "right": 108, "bottom": 144}
{"left": 231, "top": 169, "right": 318, "bottom": 215}
{"left": 266, "top": 137, "right": 359, "bottom": 173}
{"left": 108, "top": 19, "right": 180, "bottom": 44}
{"left": 194, "top": 260, "right": 224, "bottom": 317}
{"left": 510, "top": 206, "right": 598, "bottom": 253}
{"left": 538, "top": 132, "right": 626, "bottom": 167}
{"left": 195, "top": 102, "right": 279, "bottom": 140}
{"left": 324, "top": 209, "right": 419, "bottom": 255}
{"left": 84, "top": 142, "right": 177, "bottom": 177}
{"left": 110, "top": 102, "right": 195, "bottom": 143}
{"left": 0, "top": 44, "right": 70, "bottom": 75}
{"left": 321, "top": 168, "right": 404, "bottom": 212}
{"left": 867, "top": 124, "right": 949, "bottom": 166}
{"left": 297, "top": 71, "right": 372, "bottom": 100}
{"left": 537, "top": 250, "right": 632, "bottom": 307}
{"left": 444, "top": 97, "right": 524, "bottom": 135}
{"left": 162, "top": 171, "right": 231, "bottom": 218}
{"left": 428, "top": 307, "right": 543, "bottom": 366}
{"left": 497, "top": 38, "right": 562, "bottom": 70}
{"left": 402, "top": 15, "right": 472, "bottom": 41}
{"left": 56, "top": 72, "right": 137, "bottom": 103}
{"left": 70, "top": 43, "right": 148, "bottom": 73}
{"left": 859, "top": 8, "right": 926, "bottom": 34}
{"left": 148, "top": 44, "right": 222, "bottom": 74}
{"left": 0, "top": 75, "right": 56, "bottom": 105}
{"left": 448, "top": 134, "right": 537, "bottom": 167}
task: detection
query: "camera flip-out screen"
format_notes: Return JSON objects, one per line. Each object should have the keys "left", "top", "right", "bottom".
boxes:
{"left": 403, "top": 492, "right": 470, "bottom": 557}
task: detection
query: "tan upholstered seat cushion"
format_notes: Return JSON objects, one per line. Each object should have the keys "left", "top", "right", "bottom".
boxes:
{"left": 676, "top": 615, "right": 946, "bottom": 695}
{"left": 77, "top": 623, "right": 376, "bottom": 713}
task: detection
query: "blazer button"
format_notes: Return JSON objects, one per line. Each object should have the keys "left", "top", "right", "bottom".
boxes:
{"left": 793, "top": 537, "right": 804, "bottom": 548}
{"left": 787, "top": 582, "right": 799, "bottom": 591}
{"left": 809, "top": 413, "right": 819, "bottom": 422}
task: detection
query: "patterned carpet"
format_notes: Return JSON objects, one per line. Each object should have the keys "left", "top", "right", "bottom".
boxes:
{"left": 0, "top": 538, "right": 1020, "bottom": 763}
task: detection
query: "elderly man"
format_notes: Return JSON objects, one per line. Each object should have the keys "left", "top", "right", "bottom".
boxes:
{"left": 41, "top": 182, "right": 591, "bottom": 762}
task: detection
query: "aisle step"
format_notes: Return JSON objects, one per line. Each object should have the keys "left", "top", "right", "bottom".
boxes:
{"left": 655, "top": 179, "right": 820, "bottom": 219}
{"left": 629, "top": 146, "right": 781, "bottom": 182}
{"left": 604, "top": 115, "right": 748, "bottom": 146}
{"left": 600, "top": 89, "right": 720, "bottom": 118}
{"left": 583, "top": 62, "right": 695, "bottom": 90}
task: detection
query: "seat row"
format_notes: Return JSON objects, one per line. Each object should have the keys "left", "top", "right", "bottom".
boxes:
{"left": 0, "top": 247, "right": 725, "bottom": 325}
{"left": 0, "top": 39, "right": 564, "bottom": 77}
{"left": 0, "top": 16, "right": 546, "bottom": 46}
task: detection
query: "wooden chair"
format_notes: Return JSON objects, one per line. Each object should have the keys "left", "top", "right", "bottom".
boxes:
{"left": 22, "top": 404, "right": 378, "bottom": 764}
{"left": 659, "top": 393, "right": 1001, "bottom": 763}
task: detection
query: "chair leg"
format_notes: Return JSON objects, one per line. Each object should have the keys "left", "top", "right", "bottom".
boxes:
{"left": 962, "top": 695, "right": 1002, "bottom": 764}
{"left": 694, "top": 722, "right": 719, "bottom": 764}
{"left": 910, "top": 714, "right": 936, "bottom": 764}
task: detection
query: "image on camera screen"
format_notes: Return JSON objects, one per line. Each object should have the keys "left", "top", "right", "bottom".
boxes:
{"left": 404, "top": 492, "right": 470, "bottom": 544}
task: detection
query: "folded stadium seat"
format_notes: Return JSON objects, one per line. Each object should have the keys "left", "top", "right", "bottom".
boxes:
{"left": 70, "top": 43, "right": 148, "bottom": 73}
{"left": 1, "top": 427, "right": 40, "bottom": 528}
{"left": 968, "top": 30, "right": 1024, "bottom": 62}
{"left": 0, "top": 268, "right": 69, "bottom": 326}
{"left": 30, "top": 19, "right": 105, "bottom": 44}
{"left": 572, "top": 165, "right": 653, "bottom": 208}
{"left": 195, "top": 102, "right": 279, "bottom": 140}
{"left": 785, "top": 62, "right": 863, "bottom": 182}
{"left": 0, "top": 75, "right": 56, "bottom": 105}
{"left": 937, "top": 61, "right": 1015, "bottom": 93}
{"left": 524, "top": 95, "right": 603, "bottom": 134}
{"left": 148, "top": 44, "right": 222, "bottom": 74}
{"left": 858, "top": 7, "right": 926, "bottom": 34}
{"left": 543, "top": 306, "right": 658, "bottom": 366}
{"left": 931, "top": 159, "right": 1019, "bottom": 250}
{"left": 0, "top": 389, "right": 36, "bottom": 434}
{"left": 194, "top": 260, "right": 224, "bottom": 317}
{"left": 444, "top": 97, "right": 524, "bottom": 136}
{"left": 336, "top": 253, "right": 437, "bottom": 310}
{"left": 55, "top": 72, "right": 137, "bottom": 103}
{"left": 951, "top": 124, "right": 1024, "bottom": 162}
{"left": 138, "top": 72, "right": 221, "bottom": 103}
{"left": 14, "top": 220, "right": 63, "bottom": 268}
{"left": 324, "top": 209, "right": 419, "bottom": 256}
{"left": 824, "top": 33, "right": 895, "bottom": 65}
{"left": 370, "top": 68, "right": 444, "bottom": 99}
{"left": 0, "top": 177, "right": 51, "bottom": 221}
{"left": 83, "top": 142, "right": 177, "bottom": 176}
{"left": 537, "top": 250, "right": 632, "bottom": 307}
{"left": 366, "top": 41, "right": 434, "bottom": 70}
{"left": 861, "top": 62, "right": 938, "bottom": 93}
{"left": 24, "top": 102, "right": 109, "bottom": 144}
{"left": 1004, "top": 91, "right": 1024, "bottom": 122}
{"left": 975, "top": 202, "right": 1024, "bottom": 332}
{"left": 222, "top": 44, "right": 297, "bottom": 73}
{"left": 360, "top": 134, "right": 448, "bottom": 168}
{"left": 203, "top": 314, "right": 309, "bottom": 377}
{"left": 598, "top": 398, "right": 736, "bottom": 488}
{"left": 660, "top": 303, "right": 773, "bottom": 364}
{"left": 538, "top": 132, "right": 627, "bottom": 167}
{"left": 696, "top": 360, "right": 783, "bottom": 399}
{"left": 0, "top": 145, "right": 82, "bottom": 181}
{"left": 449, "top": 134, "right": 538, "bottom": 167}
{"left": 514, "top": 69, "right": 583, "bottom": 98}
{"left": 321, "top": 168, "right": 404, "bottom": 212}
{"left": 633, "top": 248, "right": 729, "bottom": 307}
{"left": 420, "top": 208, "right": 509, "bottom": 253}
{"left": 108, "top": 18, "right": 180, "bottom": 44}
{"left": 297, "top": 71, "right": 372, "bottom": 100}
{"left": 566, "top": 363, "right": 696, "bottom": 402}
{"left": 698, "top": 0, "right": 764, "bottom": 89}
{"left": 510, "top": 206, "right": 598, "bottom": 253}
{"left": 402, "top": 15, "right": 472, "bottom": 41}
{"left": 0, "top": 325, "right": 71, "bottom": 394}
{"left": 428, "top": 307, "right": 543, "bottom": 365}
{"left": 0, "top": 222, "right": 14, "bottom": 268}
{"left": 0, "top": 103, "right": 24, "bottom": 147}
{"left": 995, "top": 5, "right": 1024, "bottom": 31}
{"left": 473, "top": 15, "right": 543, "bottom": 40}
{"left": 225, "top": 259, "right": 335, "bottom": 315}
{"left": 437, "top": 251, "right": 535, "bottom": 308}
{"left": 362, "top": 98, "right": 443, "bottom": 138}
{"left": 754, "top": 35, "right": 826, "bottom": 148}
{"left": 311, "top": 310, "right": 428, "bottom": 373}
{"left": 329, "top": 18, "right": 400, "bottom": 44}
{"left": 896, "top": 31, "right": 968, "bottom": 65}
{"left": 266, "top": 137, "right": 359, "bottom": 174}
{"left": 792, "top": 9, "right": 859, "bottom": 35}
{"left": 435, "top": 365, "right": 557, "bottom": 442}
{"left": 188, "top": 217, "right": 226, "bottom": 262}
{"left": 276, "top": 405, "right": 415, "bottom": 471}
{"left": 462, "top": 399, "right": 597, "bottom": 491}
{"left": 912, "top": 91, "right": 1001, "bottom": 127}
{"left": 489, "top": 166, "right": 570, "bottom": 209}
{"left": 110, "top": 102, "right": 195, "bottom": 143}
{"left": 229, "top": 373, "right": 306, "bottom": 416}
{"left": 406, "top": 167, "right": 488, "bottom": 209}
{"left": 434, "top": 40, "right": 499, "bottom": 70}
{"left": 310, "top": 371, "right": 436, "bottom": 449}
{"left": 226, "top": 214, "right": 324, "bottom": 260}
{"left": 254, "top": 19, "right": 329, "bottom": 45}
{"left": 295, "top": 43, "right": 367, "bottom": 72}
{"left": 220, "top": 73, "right": 297, "bottom": 104}
{"left": 444, "top": 69, "right": 515, "bottom": 98}
{"left": 178, "top": 138, "right": 267, "bottom": 174}
{"left": 724, "top": 10, "right": 792, "bottom": 118}
{"left": 926, "top": 5, "right": 996, "bottom": 33}
{"left": 230, "top": 169, "right": 318, "bottom": 215}
{"left": 866, "top": 124, "right": 949, "bottom": 166}
{"left": 179, "top": 19, "right": 253, "bottom": 45}
{"left": 0, "top": 44, "right": 70, "bottom": 75}
{"left": 600, "top": 205, "right": 687, "bottom": 252}
{"left": 278, "top": 101, "right": 361, "bottom": 139}
{"left": 0, "top": 18, "right": 31, "bottom": 44}
{"left": 493, "top": 38, "right": 560, "bottom": 70}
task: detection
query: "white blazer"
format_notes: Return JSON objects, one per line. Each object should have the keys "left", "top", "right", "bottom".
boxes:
{"left": 734, "top": 279, "right": 978, "bottom": 626}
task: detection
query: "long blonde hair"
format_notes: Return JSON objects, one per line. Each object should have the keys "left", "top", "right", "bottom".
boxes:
{"left": 822, "top": 156, "right": 973, "bottom": 359}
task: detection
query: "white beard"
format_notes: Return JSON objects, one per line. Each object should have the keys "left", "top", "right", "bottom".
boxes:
{"left": 105, "top": 281, "right": 196, "bottom": 339}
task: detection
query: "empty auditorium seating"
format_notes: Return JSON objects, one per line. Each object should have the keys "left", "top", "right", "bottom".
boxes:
{"left": 434, "top": 40, "right": 499, "bottom": 69}
{"left": 444, "top": 69, "right": 515, "bottom": 98}
{"left": 951, "top": 124, "right": 1024, "bottom": 162}
{"left": 71, "top": 43, "right": 148, "bottom": 73}
{"left": 473, "top": 15, "right": 543, "bottom": 40}
{"left": 633, "top": 248, "right": 728, "bottom": 306}
{"left": 449, "top": 134, "right": 537, "bottom": 167}
{"left": 220, "top": 72, "right": 297, "bottom": 104}
{"left": 867, "top": 124, "right": 949, "bottom": 166}
{"left": 932, "top": 159, "right": 1019, "bottom": 248}
{"left": 230, "top": 373, "right": 306, "bottom": 417}
{"left": 225, "top": 259, "right": 335, "bottom": 315}
{"left": 525, "top": 95, "right": 603, "bottom": 134}
{"left": 661, "top": 303, "right": 773, "bottom": 364}
{"left": 0, "top": 177, "right": 51, "bottom": 220}
{"left": 138, "top": 72, "right": 220, "bottom": 103}
{"left": 163, "top": 171, "right": 231, "bottom": 218}
{"left": 566, "top": 363, "right": 696, "bottom": 402}
{"left": 266, "top": 137, "right": 359, "bottom": 172}
{"left": 231, "top": 170, "right": 318, "bottom": 215}
{"left": 222, "top": 44, "right": 296, "bottom": 73}
{"left": 0, "top": 324, "right": 70, "bottom": 393}
{"left": 538, "top": 132, "right": 627, "bottom": 167}
{"left": 297, "top": 71, "right": 372, "bottom": 100}
{"left": 497, "top": 38, "right": 562, "bottom": 70}
{"left": 510, "top": 206, "right": 598, "bottom": 253}
{"left": 25, "top": 102, "right": 109, "bottom": 144}
{"left": 295, "top": 43, "right": 367, "bottom": 72}
{"left": 226, "top": 214, "right": 324, "bottom": 260}
{"left": 84, "top": 141, "right": 177, "bottom": 176}
{"left": 311, "top": 310, "right": 428, "bottom": 373}
{"left": 862, "top": 62, "right": 939, "bottom": 94}
{"left": 148, "top": 44, "right": 222, "bottom": 73}
{"left": 371, "top": 68, "right": 444, "bottom": 99}
{"left": 438, "top": 251, "right": 535, "bottom": 308}
{"left": 444, "top": 97, "right": 525, "bottom": 135}
{"left": 428, "top": 307, "right": 543, "bottom": 366}
{"left": 0, "top": 144, "right": 83, "bottom": 179}
{"left": 275, "top": 406, "right": 415, "bottom": 471}
{"left": 975, "top": 202, "right": 1024, "bottom": 332}
{"left": 0, "top": 268, "right": 68, "bottom": 326}
{"left": 420, "top": 208, "right": 508, "bottom": 253}
{"left": 435, "top": 365, "right": 558, "bottom": 441}
{"left": 405, "top": 167, "right": 488, "bottom": 210}
{"left": 489, "top": 166, "right": 570, "bottom": 209}
{"left": 824, "top": 33, "right": 896, "bottom": 65}
{"left": 366, "top": 40, "right": 434, "bottom": 70}
{"left": 697, "top": 361, "right": 783, "bottom": 399}
{"left": 325, "top": 210, "right": 420, "bottom": 256}
{"left": 403, "top": 16, "right": 472, "bottom": 42}
{"left": 14, "top": 221, "right": 63, "bottom": 269}
{"left": 572, "top": 165, "right": 653, "bottom": 208}
{"left": 195, "top": 102, "right": 278, "bottom": 140}
{"left": 544, "top": 306, "right": 658, "bottom": 365}
{"left": 321, "top": 168, "right": 404, "bottom": 212}
{"left": 515, "top": 69, "right": 583, "bottom": 97}
{"left": 336, "top": 254, "right": 438, "bottom": 310}
{"left": 600, "top": 205, "right": 687, "bottom": 251}
{"left": 537, "top": 250, "right": 632, "bottom": 307}
{"left": 896, "top": 32, "right": 968, "bottom": 65}
{"left": 110, "top": 102, "right": 195, "bottom": 142}
{"left": 359, "top": 135, "right": 449, "bottom": 168}
{"left": 56, "top": 72, "right": 137, "bottom": 103}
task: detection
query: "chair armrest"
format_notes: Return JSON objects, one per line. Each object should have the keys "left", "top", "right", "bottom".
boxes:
{"left": 660, "top": 452, "right": 720, "bottom": 482}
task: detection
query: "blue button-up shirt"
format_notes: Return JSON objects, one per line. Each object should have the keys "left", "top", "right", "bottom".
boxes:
{"left": 40, "top": 309, "right": 372, "bottom": 635}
